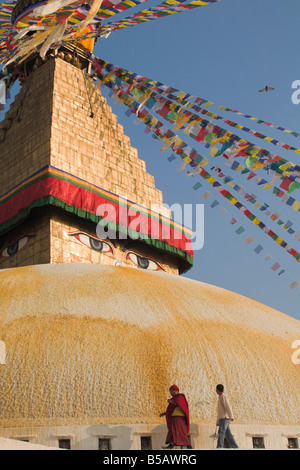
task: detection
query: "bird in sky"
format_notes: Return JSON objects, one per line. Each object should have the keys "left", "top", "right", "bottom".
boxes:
{"left": 258, "top": 86, "right": 275, "bottom": 92}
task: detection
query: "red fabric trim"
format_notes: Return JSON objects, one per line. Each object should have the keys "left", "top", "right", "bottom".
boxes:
{"left": 0, "top": 174, "right": 193, "bottom": 258}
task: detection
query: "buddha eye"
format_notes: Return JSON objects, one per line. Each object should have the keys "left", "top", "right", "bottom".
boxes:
{"left": 126, "top": 252, "right": 164, "bottom": 271}
{"left": 68, "top": 232, "right": 113, "bottom": 254}
{"left": 0, "top": 234, "right": 36, "bottom": 259}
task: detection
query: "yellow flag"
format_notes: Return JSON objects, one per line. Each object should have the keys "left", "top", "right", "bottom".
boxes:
{"left": 207, "top": 176, "right": 216, "bottom": 185}
{"left": 230, "top": 197, "right": 238, "bottom": 205}
{"left": 292, "top": 200, "right": 300, "bottom": 211}
{"left": 209, "top": 146, "right": 219, "bottom": 157}
{"left": 173, "top": 113, "right": 191, "bottom": 131}
{"left": 251, "top": 161, "right": 265, "bottom": 171}
{"left": 210, "top": 136, "right": 223, "bottom": 146}
{"left": 279, "top": 162, "right": 293, "bottom": 171}
{"left": 234, "top": 164, "right": 245, "bottom": 171}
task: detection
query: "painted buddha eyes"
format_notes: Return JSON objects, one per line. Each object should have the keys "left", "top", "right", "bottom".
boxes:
{"left": 0, "top": 230, "right": 165, "bottom": 272}
{"left": 69, "top": 232, "right": 113, "bottom": 254}
{"left": 126, "top": 252, "right": 163, "bottom": 271}
{"left": 0, "top": 234, "right": 36, "bottom": 259}
{"left": 69, "top": 231, "right": 164, "bottom": 271}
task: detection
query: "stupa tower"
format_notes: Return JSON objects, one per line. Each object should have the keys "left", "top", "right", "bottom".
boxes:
{"left": 0, "top": 47, "right": 193, "bottom": 275}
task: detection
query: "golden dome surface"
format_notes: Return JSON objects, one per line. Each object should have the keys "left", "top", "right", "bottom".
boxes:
{"left": 0, "top": 263, "right": 299, "bottom": 428}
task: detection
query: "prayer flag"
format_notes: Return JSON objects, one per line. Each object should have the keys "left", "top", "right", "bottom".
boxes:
{"left": 201, "top": 191, "right": 211, "bottom": 200}
{"left": 235, "top": 226, "right": 245, "bottom": 235}
{"left": 271, "top": 262, "right": 280, "bottom": 271}
{"left": 218, "top": 208, "right": 228, "bottom": 215}
{"left": 209, "top": 146, "right": 219, "bottom": 157}
{"left": 210, "top": 200, "right": 220, "bottom": 208}
{"left": 288, "top": 181, "right": 300, "bottom": 193}
{"left": 280, "top": 176, "right": 294, "bottom": 191}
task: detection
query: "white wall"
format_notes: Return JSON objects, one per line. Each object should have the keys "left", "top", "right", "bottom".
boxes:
{"left": 0, "top": 423, "right": 299, "bottom": 450}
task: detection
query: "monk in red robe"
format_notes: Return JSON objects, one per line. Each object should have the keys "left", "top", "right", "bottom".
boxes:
{"left": 160, "top": 384, "right": 191, "bottom": 449}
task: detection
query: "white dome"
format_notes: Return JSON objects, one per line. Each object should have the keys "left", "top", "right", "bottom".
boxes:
{"left": 0, "top": 263, "right": 299, "bottom": 428}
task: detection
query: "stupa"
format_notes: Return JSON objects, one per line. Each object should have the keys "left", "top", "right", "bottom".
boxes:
{"left": 0, "top": 46, "right": 299, "bottom": 450}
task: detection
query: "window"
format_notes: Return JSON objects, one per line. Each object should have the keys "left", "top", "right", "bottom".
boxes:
{"left": 287, "top": 438, "right": 298, "bottom": 449}
{"left": 13, "top": 437, "right": 33, "bottom": 443}
{"left": 58, "top": 439, "right": 71, "bottom": 450}
{"left": 141, "top": 436, "right": 152, "bottom": 450}
{"left": 99, "top": 438, "right": 111, "bottom": 450}
{"left": 252, "top": 437, "right": 265, "bottom": 449}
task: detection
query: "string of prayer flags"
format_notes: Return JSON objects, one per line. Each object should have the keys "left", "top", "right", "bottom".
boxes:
{"left": 0, "top": 0, "right": 223, "bottom": 68}
{"left": 198, "top": 181, "right": 299, "bottom": 290}
{"left": 95, "top": 69, "right": 300, "bottom": 265}
{"left": 93, "top": 57, "right": 300, "bottom": 186}
{"left": 98, "top": 0, "right": 223, "bottom": 36}
{"left": 95, "top": 0, "right": 149, "bottom": 20}
{"left": 90, "top": 61, "right": 300, "bottom": 290}
{"left": 99, "top": 55, "right": 300, "bottom": 144}
{"left": 95, "top": 58, "right": 300, "bottom": 169}
{"left": 184, "top": 120, "right": 300, "bottom": 216}
{"left": 210, "top": 166, "right": 300, "bottom": 233}
{"left": 218, "top": 107, "right": 300, "bottom": 140}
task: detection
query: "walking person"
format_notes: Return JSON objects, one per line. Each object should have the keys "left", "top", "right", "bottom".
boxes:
{"left": 160, "top": 384, "right": 191, "bottom": 449}
{"left": 215, "top": 384, "right": 239, "bottom": 449}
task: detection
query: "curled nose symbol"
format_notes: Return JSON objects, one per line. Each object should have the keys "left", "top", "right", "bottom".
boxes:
{"left": 114, "top": 259, "right": 125, "bottom": 267}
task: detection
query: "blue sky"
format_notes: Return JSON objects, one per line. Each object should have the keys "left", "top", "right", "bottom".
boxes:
{"left": 95, "top": 0, "right": 300, "bottom": 320}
